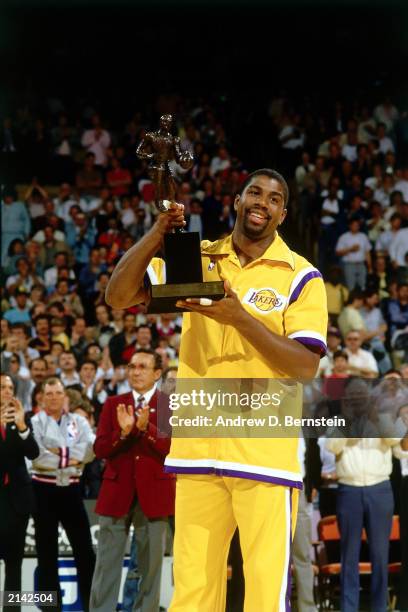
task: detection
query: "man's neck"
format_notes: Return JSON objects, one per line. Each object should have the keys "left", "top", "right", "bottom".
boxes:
{"left": 132, "top": 383, "right": 156, "bottom": 396}
{"left": 46, "top": 408, "right": 64, "bottom": 421}
{"left": 232, "top": 230, "right": 276, "bottom": 266}
{"left": 63, "top": 369, "right": 76, "bottom": 378}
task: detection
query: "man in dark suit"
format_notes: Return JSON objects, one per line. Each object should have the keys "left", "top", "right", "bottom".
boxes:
{"left": 0, "top": 374, "right": 39, "bottom": 612}
{"left": 89, "top": 349, "right": 175, "bottom": 612}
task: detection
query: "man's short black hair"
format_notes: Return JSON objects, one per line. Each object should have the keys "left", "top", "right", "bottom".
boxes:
{"left": 136, "top": 324, "right": 151, "bottom": 333}
{"left": 238, "top": 168, "right": 289, "bottom": 206}
{"left": 333, "top": 350, "right": 348, "bottom": 361}
{"left": 11, "top": 322, "right": 30, "bottom": 337}
{"left": 34, "top": 314, "right": 50, "bottom": 326}
{"left": 29, "top": 357, "right": 48, "bottom": 370}
{"left": 133, "top": 348, "right": 162, "bottom": 371}
{"left": 79, "top": 359, "right": 97, "bottom": 372}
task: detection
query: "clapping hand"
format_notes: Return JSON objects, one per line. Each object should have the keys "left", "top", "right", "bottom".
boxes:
{"left": 117, "top": 403, "right": 135, "bottom": 437}
{"left": 1, "top": 398, "right": 26, "bottom": 432}
{"left": 135, "top": 406, "right": 149, "bottom": 432}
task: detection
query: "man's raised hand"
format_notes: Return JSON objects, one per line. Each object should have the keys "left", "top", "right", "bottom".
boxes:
{"left": 117, "top": 403, "right": 135, "bottom": 437}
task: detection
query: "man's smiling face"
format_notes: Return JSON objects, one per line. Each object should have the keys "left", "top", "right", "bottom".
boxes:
{"left": 234, "top": 175, "right": 287, "bottom": 240}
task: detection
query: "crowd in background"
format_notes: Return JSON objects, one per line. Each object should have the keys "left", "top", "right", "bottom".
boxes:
{"left": 1, "top": 90, "right": 408, "bottom": 610}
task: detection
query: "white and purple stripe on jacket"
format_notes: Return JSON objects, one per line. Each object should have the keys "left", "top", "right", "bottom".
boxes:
{"left": 287, "top": 266, "right": 327, "bottom": 356}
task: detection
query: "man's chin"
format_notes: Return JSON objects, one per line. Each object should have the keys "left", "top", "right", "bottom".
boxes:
{"left": 243, "top": 221, "right": 268, "bottom": 239}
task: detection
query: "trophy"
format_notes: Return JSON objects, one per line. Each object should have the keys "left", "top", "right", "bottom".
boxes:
{"left": 136, "top": 114, "right": 224, "bottom": 313}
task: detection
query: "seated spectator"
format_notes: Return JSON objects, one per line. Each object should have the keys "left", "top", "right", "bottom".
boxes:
{"left": 375, "top": 212, "right": 402, "bottom": 255}
{"left": 38, "top": 226, "right": 72, "bottom": 271}
{"left": 30, "top": 382, "right": 44, "bottom": 415}
{"left": 1, "top": 187, "right": 31, "bottom": 266}
{"left": 200, "top": 178, "right": 223, "bottom": 240}
{"left": 161, "top": 365, "right": 178, "bottom": 395}
{"left": 345, "top": 192, "right": 367, "bottom": 226}
{"left": 360, "top": 289, "right": 392, "bottom": 373}
{"left": 24, "top": 180, "right": 48, "bottom": 221}
{"left": 3, "top": 288, "right": 31, "bottom": 324}
{"left": 394, "top": 167, "right": 408, "bottom": 202}
{"left": 0, "top": 318, "right": 11, "bottom": 348}
{"left": 59, "top": 350, "right": 81, "bottom": 387}
{"left": 49, "top": 278, "right": 84, "bottom": 318}
{"left": 335, "top": 217, "right": 372, "bottom": 290}
{"left": 106, "top": 157, "right": 132, "bottom": 196}
{"left": 344, "top": 330, "right": 379, "bottom": 377}
{"left": 96, "top": 217, "right": 124, "bottom": 263}
{"left": 30, "top": 284, "right": 47, "bottom": 308}
{"left": 385, "top": 282, "right": 408, "bottom": 338}
{"left": 1, "top": 323, "right": 39, "bottom": 372}
{"left": 2, "top": 238, "right": 26, "bottom": 276}
{"left": 187, "top": 198, "right": 203, "bottom": 237}
{"left": 29, "top": 314, "right": 51, "bottom": 357}
{"left": 367, "top": 201, "right": 388, "bottom": 246}
{"left": 53, "top": 183, "right": 78, "bottom": 223}
{"left": 376, "top": 122, "right": 395, "bottom": 156}
{"left": 210, "top": 145, "right": 231, "bottom": 177}
{"left": 44, "top": 251, "right": 75, "bottom": 291}
{"left": 111, "top": 308, "right": 125, "bottom": 333}
{"left": 50, "top": 316, "right": 70, "bottom": 350}
{"left": 66, "top": 211, "right": 97, "bottom": 272}
{"left": 323, "top": 350, "right": 349, "bottom": 390}
{"left": 383, "top": 189, "right": 406, "bottom": 222}
{"left": 44, "top": 353, "right": 58, "bottom": 378}
{"left": 6, "top": 256, "right": 44, "bottom": 296}
{"left": 32, "top": 219, "right": 66, "bottom": 245}
{"left": 337, "top": 288, "right": 366, "bottom": 339}
{"left": 94, "top": 304, "right": 115, "bottom": 348}
{"left": 389, "top": 226, "right": 408, "bottom": 273}
{"left": 92, "top": 272, "right": 111, "bottom": 310}
{"left": 70, "top": 317, "right": 89, "bottom": 362}
{"left": 367, "top": 253, "right": 392, "bottom": 299}
{"left": 118, "top": 195, "right": 136, "bottom": 233}
{"left": 106, "top": 362, "right": 131, "bottom": 396}
{"left": 24, "top": 240, "right": 44, "bottom": 277}
{"left": 371, "top": 370, "right": 408, "bottom": 419}
{"left": 78, "top": 247, "right": 107, "bottom": 302}
{"left": 50, "top": 341, "right": 65, "bottom": 361}
{"left": 78, "top": 359, "right": 107, "bottom": 409}
{"left": 81, "top": 114, "right": 111, "bottom": 167}
{"left": 324, "top": 265, "right": 349, "bottom": 326}
{"left": 108, "top": 313, "right": 137, "bottom": 366}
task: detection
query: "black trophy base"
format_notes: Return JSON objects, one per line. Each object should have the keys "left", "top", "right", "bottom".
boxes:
{"left": 148, "top": 281, "right": 225, "bottom": 314}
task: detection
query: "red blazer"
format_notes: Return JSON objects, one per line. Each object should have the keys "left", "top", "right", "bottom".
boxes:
{"left": 94, "top": 390, "right": 175, "bottom": 519}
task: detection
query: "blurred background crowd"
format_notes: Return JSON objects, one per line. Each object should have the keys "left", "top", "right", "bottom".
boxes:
{"left": 1, "top": 0, "right": 408, "bottom": 610}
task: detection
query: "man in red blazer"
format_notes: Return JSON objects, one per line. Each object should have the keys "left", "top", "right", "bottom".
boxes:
{"left": 89, "top": 349, "right": 175, "bottom": 612}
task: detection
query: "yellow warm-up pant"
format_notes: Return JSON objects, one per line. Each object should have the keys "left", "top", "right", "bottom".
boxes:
{"left": 169, "top": 474, "right": 299, "bottom": 612}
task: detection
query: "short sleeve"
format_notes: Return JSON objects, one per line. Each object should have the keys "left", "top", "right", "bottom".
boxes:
{"left": 335, "top": 234, "right": 346, "bottom": 251}
{"left": 363, "top": 235, "right": 371, "bottom": 252}
{"left": 284, "top": 270, "right": 328, "bottom": 356}
{"left": 144, "top": 257, "right": 166, "bottom": 288}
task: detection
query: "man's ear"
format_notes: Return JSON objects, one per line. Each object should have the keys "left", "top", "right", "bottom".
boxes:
{"left": 234, "top": 195, "right": 240, "bottom": 211}
{"left": 279, "top": 208, "right": 288, "bottom": 225}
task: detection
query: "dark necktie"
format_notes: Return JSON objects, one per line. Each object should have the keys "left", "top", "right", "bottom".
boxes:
{"left": 136, "top": 395, "right": 145, "bottom": 413}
